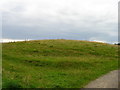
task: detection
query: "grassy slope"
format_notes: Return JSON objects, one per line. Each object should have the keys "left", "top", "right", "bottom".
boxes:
{"left": 2, "top": 39, "right": 118, "bottom": 88}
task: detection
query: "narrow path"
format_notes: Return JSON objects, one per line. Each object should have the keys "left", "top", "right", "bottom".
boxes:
{"left": 84, "top": 70, "right": 119, "bottom": 88}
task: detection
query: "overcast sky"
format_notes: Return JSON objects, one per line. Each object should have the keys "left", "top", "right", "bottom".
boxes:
{"left": 0, "top": 0, "right": 119, "bottom": 43}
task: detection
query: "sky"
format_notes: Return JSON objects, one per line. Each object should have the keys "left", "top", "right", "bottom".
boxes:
{"left": 0, "top": 0, "right": 119, "bottom": 43}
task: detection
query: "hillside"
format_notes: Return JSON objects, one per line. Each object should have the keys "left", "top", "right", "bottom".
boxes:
{"left": 2, "top": 39, "right": 118, "bottom": 88}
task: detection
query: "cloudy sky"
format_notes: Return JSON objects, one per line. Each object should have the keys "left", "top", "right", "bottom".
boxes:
{"left": 0, "top": 0, "right": 119, "bottom": 43}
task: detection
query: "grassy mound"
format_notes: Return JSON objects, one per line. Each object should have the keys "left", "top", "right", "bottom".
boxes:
{"left": 2, "top": 39, "right": 118, "bottom": 88}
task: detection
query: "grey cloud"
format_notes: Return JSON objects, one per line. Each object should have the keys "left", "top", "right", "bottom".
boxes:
{"left": 2, "top": 0, "right": 118, "bottom": 43}
{"left": 3, "top": 22, "right": 118, "bottom": 44}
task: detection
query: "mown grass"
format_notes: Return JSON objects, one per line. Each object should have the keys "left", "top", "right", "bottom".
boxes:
{"left": 2, "top": 39, "right": 118, "bottom": 88}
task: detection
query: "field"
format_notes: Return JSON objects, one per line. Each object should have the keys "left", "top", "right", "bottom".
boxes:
{"left": 2, "top": 39, "right": 118, "bottom": 88}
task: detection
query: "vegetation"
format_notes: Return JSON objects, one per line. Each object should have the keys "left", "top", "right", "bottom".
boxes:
{"left": 114, "top": 43, "right": 120, "bottom": 45}
{"left": 2, "top": 39, "right": 118, "bottom": 88}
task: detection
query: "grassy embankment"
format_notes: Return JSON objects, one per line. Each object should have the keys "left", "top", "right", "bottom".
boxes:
{"left": 2, "top": 39, "right": 118, "bottom": 88}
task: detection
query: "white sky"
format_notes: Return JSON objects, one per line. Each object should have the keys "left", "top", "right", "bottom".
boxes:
{"left": 0, "top": 0, "right": 119, "bottom": 43}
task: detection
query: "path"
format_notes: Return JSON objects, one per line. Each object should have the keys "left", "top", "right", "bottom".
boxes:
{"left": 84, "top": 70, "right": 119, "bottom": 88}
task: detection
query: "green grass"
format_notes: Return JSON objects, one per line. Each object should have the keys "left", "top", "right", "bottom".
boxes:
{"left": 2, "top": 39, "right": 118, "bottom": 88}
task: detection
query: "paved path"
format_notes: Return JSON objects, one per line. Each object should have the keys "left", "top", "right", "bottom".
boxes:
{"left": 85, "top": 70, "right": 119, "bottom": 88}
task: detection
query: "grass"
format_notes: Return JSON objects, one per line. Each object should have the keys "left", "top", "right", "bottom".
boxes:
{"left": 2, "top": 39, "right": 118, "bottom": 88}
